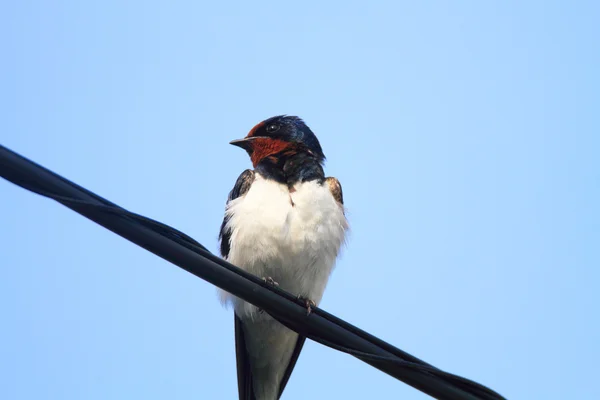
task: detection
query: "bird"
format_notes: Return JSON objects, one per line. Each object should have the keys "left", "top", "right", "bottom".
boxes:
{"left": 218, "top": 115, "right": 349, "bottom": 400}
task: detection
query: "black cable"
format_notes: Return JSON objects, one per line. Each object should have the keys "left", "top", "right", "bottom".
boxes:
{"left": 0, "top": 144, "right": 506, "bottom": 400}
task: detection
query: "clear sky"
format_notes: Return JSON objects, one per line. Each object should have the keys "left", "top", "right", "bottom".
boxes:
{"left": 1, "top": 1, "right": 599, "bottom": 399}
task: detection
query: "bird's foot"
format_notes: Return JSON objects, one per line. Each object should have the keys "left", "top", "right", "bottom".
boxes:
{"left": 297, "top": 296, "right": 317, "bottom": 316}
{"left": 262, "top": 276, "right": 279, "bottom": 287}
{"left": 258, "top": 277, "right": 279, "bottom": 314}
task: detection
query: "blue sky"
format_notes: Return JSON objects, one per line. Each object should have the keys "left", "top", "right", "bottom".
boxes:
{"left": 1, "top": 1, "right": 599, "bottom": 399}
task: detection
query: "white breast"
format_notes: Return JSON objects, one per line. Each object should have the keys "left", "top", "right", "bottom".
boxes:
{"left": 219, "top": 173, "right": 348, "bottom": 319}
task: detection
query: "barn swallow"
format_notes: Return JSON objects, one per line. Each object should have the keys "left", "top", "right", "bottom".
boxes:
{"left": 218, "top": 115, "right": 349, "bottom": 400}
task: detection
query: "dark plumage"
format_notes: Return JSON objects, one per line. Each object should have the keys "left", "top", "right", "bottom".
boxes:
{"left": 247, "top": 115, "right": 325, "bottom": 162}
{"left": 219, "top": 169, "right": 255, "bottom": 258}
{"left": 230, "top": 116, "right": 326, "bottom": 189}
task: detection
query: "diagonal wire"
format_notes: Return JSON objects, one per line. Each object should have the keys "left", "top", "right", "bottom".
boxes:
{"left": 0, "top": 144, "right": 506, "bottom": 400}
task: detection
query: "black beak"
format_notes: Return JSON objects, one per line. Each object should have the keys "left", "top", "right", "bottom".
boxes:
{"left": 229, "top": 136, "right": 267, "bottom": 152}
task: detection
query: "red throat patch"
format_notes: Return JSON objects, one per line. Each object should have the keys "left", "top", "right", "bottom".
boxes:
{"left": 249, "top": 138, "right": 292, "bottom": 167}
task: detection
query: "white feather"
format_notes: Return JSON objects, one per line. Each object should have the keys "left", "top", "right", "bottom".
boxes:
{"left": 219, "top": 172, "right": 348, "bottom": 400}
{"left": 220, "top": 173, "right": 348, "bottom": 317}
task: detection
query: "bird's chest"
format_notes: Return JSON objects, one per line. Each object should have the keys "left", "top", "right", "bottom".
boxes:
{"left": 224, "top": 177, "right": 346, "bottom": 296}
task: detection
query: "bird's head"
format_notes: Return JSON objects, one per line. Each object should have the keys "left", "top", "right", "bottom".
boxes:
{"left": 230, "top": 115, "right": 325, "bottom": 167}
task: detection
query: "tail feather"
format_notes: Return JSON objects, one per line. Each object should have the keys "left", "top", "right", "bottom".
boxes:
{"left": 235, "top": 314, "right": 306, "bottom": 400}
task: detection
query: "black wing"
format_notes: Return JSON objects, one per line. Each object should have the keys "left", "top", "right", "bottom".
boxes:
{"left": 235, "top": 315, "right": 255, "bottom": 400}
{"left": 219, "top": 169, "right": 255, "bottom": 259}
{"left": 235, "top": 315, "right": 307, "bottom": 400}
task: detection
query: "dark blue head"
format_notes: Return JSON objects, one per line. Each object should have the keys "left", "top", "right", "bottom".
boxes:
{"left": 230, "top": 115, "right": 325, "bottom": 167}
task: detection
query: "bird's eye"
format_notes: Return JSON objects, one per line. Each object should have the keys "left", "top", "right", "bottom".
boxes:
{"left": 266, "top": 124, "right": 280, "bottom": 133}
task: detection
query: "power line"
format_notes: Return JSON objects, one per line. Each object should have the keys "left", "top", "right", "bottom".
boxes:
{"left": 0, "top": 144, "right": 506, "bottom": 400}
